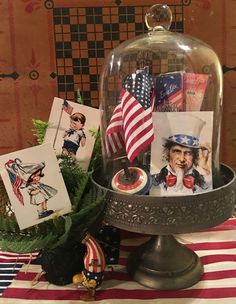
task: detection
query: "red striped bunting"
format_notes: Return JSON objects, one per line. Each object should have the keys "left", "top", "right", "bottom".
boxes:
{"left": 3, "top": 287, "right": 236, "bottom": 300}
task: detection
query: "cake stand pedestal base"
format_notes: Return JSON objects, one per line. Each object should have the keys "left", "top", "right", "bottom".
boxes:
{"left": 127, "top": 234, "right": 203, "bottom": 290}
{"left": 92, "top": 164, "right": 236, "bottom": 290}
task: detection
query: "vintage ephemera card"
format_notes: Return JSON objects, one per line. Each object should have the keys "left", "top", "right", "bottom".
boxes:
{"left": 0, "top": 143, "right": 71, "bottom": 230}
{"left": 44, "top": 97, "right": 100, "bottom": 171}
{"left": 150, "top": 111, "right": 213, "bottom": 196}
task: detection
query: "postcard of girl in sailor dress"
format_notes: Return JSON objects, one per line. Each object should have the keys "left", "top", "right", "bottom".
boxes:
{"left": 0, "top": 143, "right": 71, "bottom": 230}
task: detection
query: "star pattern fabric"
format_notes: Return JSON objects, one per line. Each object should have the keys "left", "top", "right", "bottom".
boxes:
{"left": 169, "top": 134, "right": 199, "bottom": 147}
{"left": 123, "top": 69, "right": 155, "bottom": 110}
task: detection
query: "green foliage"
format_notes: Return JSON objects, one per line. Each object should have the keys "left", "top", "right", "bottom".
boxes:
{"left": 88, "top": 128, "right": 102, "bottom": 172}
{"left": 32, "top": 119, "right": 48, "bottom": 144}
{"left": 59, "top": 155, "right": 90, "bottom": 211}
{"left": 76, "top": 88, "right": 83, "bottom": 104}
{"left": 68, "top": 185, "right": 106, "bottom": 244}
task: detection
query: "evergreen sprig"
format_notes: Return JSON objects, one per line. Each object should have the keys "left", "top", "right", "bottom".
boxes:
{"left": 88, "top": 127, "right": 102, "bottom": 172}
{"left": 32, "top": 119, "right": 49, "bottom": 144}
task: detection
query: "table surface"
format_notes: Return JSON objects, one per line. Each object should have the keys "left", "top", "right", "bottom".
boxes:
{"left": 1, "top": 218, "right": 236, "bottom": 304}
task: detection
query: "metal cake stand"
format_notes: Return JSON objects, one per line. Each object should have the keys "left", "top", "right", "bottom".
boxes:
{"left": 91, "top": 164, "right": 236, "bottom": 290}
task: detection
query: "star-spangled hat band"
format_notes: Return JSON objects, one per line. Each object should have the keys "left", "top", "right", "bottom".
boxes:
{"left": 164, "top": 113, "right": 206, "bottom": 149}
{"left": 167, "top": 134, "right": 199, "bottom": 148}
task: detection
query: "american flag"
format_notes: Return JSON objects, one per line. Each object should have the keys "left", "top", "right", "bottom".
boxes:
{"left": 5, "top": 160, "right": 24, "bottom": 205}
{"left": 62, "top": 100, "right": 73, "bottom": 115}
{"left": 105, "top": 103, "right": 125, "bottom": 157}
{"left": 105, "top": 69, "right": 155, "bottom": 162}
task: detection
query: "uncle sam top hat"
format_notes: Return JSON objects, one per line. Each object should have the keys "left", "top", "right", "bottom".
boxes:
{"left": 166, "top": 113, "right": 206, "bottom": 148}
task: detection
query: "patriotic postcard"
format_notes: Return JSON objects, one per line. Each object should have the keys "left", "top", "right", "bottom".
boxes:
{"left": 0, "top": 143, "right": 72, "bottom": 230}
{"left": 150, "top": 111, "right": 213, "bottom": 196}
{"left": 155, "top": 72, "right": 184, "bottom": 111}
{"left": 44, "top": 97, "right": 100, "bottom": 171}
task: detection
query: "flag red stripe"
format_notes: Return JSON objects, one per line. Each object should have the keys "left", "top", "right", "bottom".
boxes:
{"left": 106, "top": 132, "right": 125, "bottom": 155}
{"left": 106, "top": 269, "right": 236, "bottom": 282}
{"left": 105, "top": 103, "right": 123, "bottom": 156}
{"left": 14, "top": 272, "right": 48, "bottom": 281}
{"left": 105, "top": 139, "right": 112, "bottom": 156}
{"left": 122, "top": 102, "right": 143, "bottom": 131}
{"left": 202, "top": 270, "right": 236, "bottom": 280}
{"left": 187, "top": 241, "right": 236, "bottom": 251}
{"left": 119, "top": 252, "right": 236, "bottom": 267}
{"left": 124, "top": 110, "right": 152, "bottom": 143}
{"left": 106, "top": 110, "right": 122, "bottom": 134}
{"left": 106, "top": 134, "right": 119, "bottom": 154}
{"left": 13, "top": 269, "right": 236, "bottom": 284}
{"left": 100, "top": 288, "right": 236, "bottom": 300}
{"left": 106, "top": 121, "right": 122, "bottom": 134}
{"left": 126, "top": 122, "right": 153, "bottom": 154}
{"left": 0, "top": 253, "right": 38, "bottom": 263}
{"left": 128, "top": 132, "right": 154, "bottom": 163}
{"left": 201, "top": 254, "right": 236, "bottom": 264}
{"left": 110, "top": 133, "right": 123, "bottom": 151}
{"left": 106, "top": 125, "right": 122, "bottom": 136}
{"left": 4, "top": 287, "right": 236, "bottom": 300}
{"left": 121, "top": 241, "right": 236, "bottom": 253}
{"left": 3, "top": 288, "right": 81, "bottom": 300}
{"left": 105, "top": 135, "right": 115, "bottom": 155}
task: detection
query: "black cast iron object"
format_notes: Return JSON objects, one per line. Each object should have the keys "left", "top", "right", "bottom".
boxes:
{"left": 91, "top": 164, "right": 236, "bottom": 290}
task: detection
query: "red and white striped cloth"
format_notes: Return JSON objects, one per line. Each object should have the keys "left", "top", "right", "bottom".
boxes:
{"left": 1, "top": 218, "right": 236, "bottom": 303}
{"left": 0, "top": 251, "right": 38, "bottom": 298}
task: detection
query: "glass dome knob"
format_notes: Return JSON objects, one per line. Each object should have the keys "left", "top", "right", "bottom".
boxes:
{"left": 145, "top": 4, "right": 172, "bottom": 31}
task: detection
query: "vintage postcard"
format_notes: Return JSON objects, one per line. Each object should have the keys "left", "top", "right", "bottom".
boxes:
{"left": 0, "top": 143, "right": 71, "bottom": 230}
{"left": 150, "top": 111, "right": 213, "bottom": 196}
{"left": 44, "top": 97, "right": 100, "bottom": 170}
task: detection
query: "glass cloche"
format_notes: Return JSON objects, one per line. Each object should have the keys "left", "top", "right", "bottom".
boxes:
{"left": 99, "top": 4, "right": 223, "bottom": 196}
{"left": 96, "top": 4, "right": 235, "bottom": 290}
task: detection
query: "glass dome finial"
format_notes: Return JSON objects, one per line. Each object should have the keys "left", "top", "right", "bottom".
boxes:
{"left": 145, "top": 4, "right": 172, "bottom": 31}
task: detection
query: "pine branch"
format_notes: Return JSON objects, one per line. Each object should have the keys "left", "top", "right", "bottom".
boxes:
{"left": 32, "top": 119, "right": 48, "bottom": 144}
{"left": 88, "top": 129, "right": 102, "bottom": 172}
